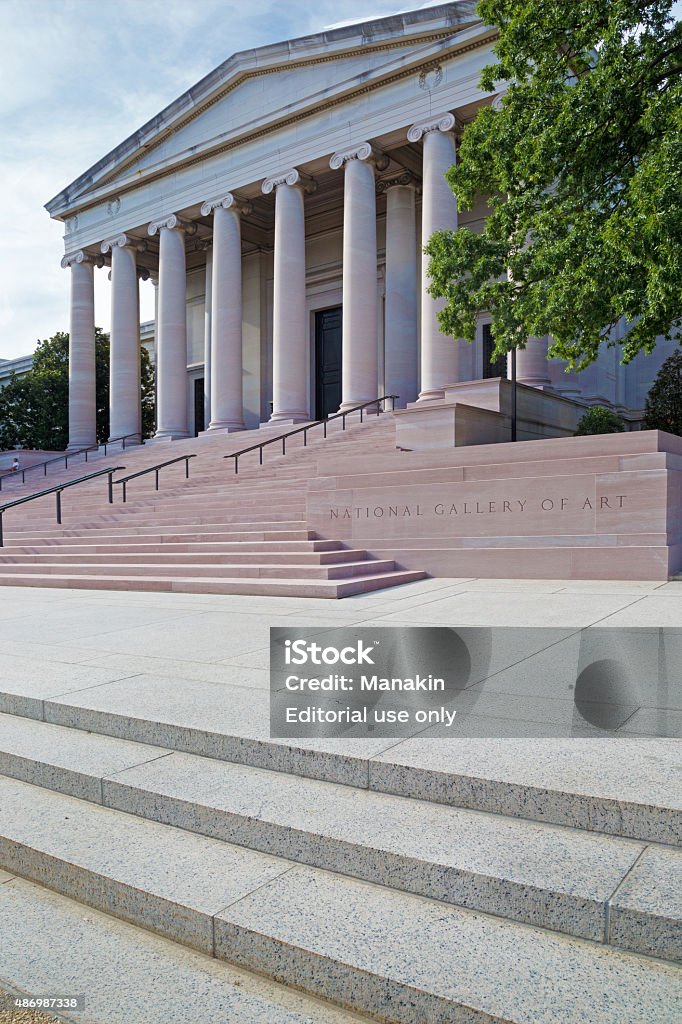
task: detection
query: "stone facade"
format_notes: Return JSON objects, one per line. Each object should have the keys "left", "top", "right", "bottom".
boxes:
{"left": 45, "top": 3, "right": 677, "bottom": 448}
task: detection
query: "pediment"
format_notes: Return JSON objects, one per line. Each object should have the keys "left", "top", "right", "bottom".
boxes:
{"left": 46, "top": 4, "right": 485, "bottom": 218}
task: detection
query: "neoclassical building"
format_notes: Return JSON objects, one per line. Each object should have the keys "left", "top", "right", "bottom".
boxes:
{"left": 46, "top": 2, "right": 675, "bottom": 448}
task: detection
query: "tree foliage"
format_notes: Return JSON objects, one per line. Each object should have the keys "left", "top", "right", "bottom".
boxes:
{"left": 426, "top": 0, "right": 682, "bottom": 370}
{"left": 642, "top": 348, "right": 682, "bottom": 434}
{"left": 0, "top": 330, "right": 155, "bottom": 451}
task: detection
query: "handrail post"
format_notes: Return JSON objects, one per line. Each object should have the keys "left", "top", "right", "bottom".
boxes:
{"left": 360, "top": 407, "right": 364, "bottom": 423}
{"left": 391, "top": 395, "right": 396, "bottom": 411}
{"left": 303, "top": 429, "right": 307, "bottom": 447}
{"left": 123, "top": 437, "right": 127, "bottom": 450}
{"left": 122, "top": 481, "right": 127, "bottom": 503}
{"left": 155, "top": 469, "right": 159, "bottom": 491}
{"left": 185, "top": 457, "right": 190, "bottom": 479}
{"left": 259, "top": 448, "right": 263, "bottom": 466}
{"left": 56, "top": 489, "right": 62, "bottom": 525}
{"left": 108, "top": 472, "right": 114, "bottom": 504}
{"left": 0, "top": 510, "right": 3, "bottom": 548}
{"left": 282, "top": 437, "right": 286, "bottom": 455}
{"left": 235, "top": 456, "right": 239, "bottom": 475}
{"left": 342, "top": 413, "right": 346, "bottom": 431}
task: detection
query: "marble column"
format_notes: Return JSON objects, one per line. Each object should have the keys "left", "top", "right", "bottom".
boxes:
{"left": 330, "top": 143, "right": 387, "bottom": 411}
{"left": 511, "top": 336, "right": 552, "bottom": 388}
{"left": 101, "top": 235, "right": 143, "bottom": 442}
{"left": 147, "top": 214, "right": 194, "bottom": 439}
{"left": 380, "top": 175, "right": 419, "bottom": 407}
{"left": 408, "top": 113, "right": 459, "bottom": 400}
{"left": 262, "top": 169, "right": 315, "bottom": 423}
{"left": 200, "top": 195, "right": 251, "bottom": 431}
{"left": 61, "top": 251, "right": 97, "bottom": 450}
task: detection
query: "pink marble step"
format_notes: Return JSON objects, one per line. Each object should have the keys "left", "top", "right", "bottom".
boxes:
{"left": 3, "top": 529, "right": 318, "bottom": 545}
{"left": 0, "top": 559, "right": 397, "bottom": 580}
{"left": 5, "top": 539, "right": 343, "bottom": 554}
{"left": 0, "top": 549, "right": 369, "bottom": 565}
{"left": 0, "top": 570, "right": 425, "bottom": 598}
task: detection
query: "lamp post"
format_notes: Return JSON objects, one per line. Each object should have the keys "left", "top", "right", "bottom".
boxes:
{"left": 510, "top": 347, "right": 517, "bottom": 442}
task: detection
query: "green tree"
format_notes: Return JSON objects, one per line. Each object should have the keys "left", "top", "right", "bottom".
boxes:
{"left": 0, "top": 330, "right": 155, "bottom": 451}
{"left": 642, "top": 348, "right": 682, "bottom": 434}
{"left": 426, "top": 0, "right": 682, "bottom": 371}
{"left": 574, "top": 406, "right": 626, "bottom": 435}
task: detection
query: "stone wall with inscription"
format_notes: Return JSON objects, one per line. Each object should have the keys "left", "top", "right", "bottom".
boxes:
{"left": 306, "top": 431, "right": 682, "bottom": 580}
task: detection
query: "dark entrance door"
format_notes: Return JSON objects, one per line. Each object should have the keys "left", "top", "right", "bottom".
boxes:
{"left": 482, "top": 324, "right": 507, "bottom": 379}
{"left": 315, "top": 307, "right": 342, "bottom": 419}
{"left": 194, "top": 377, "right": 205, "bottom": 436}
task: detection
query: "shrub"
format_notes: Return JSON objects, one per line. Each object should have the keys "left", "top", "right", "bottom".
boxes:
{"left": 574, "top": 406, "right": 625, "bottom": 436}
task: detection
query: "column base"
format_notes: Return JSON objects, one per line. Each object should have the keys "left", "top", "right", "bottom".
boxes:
{"left": 416, "top": 388, "right": 446, "bottom": 403}
{"left": 67, "top": 439, "right": 96, "bottom": 451}
{"left": 200, "top": 421, "right": 245, "bottom": 434}
{"left": 266, "top": 412, "right": 310, "bottom": 426}
{"left": 107, "top": 435, "right": 142, "bottom": 447}
{"left": 337, "top": 400, "right": 381, "bottom": 414}
{"left": 152, "top": 429, "right": 190, "bottom": 442}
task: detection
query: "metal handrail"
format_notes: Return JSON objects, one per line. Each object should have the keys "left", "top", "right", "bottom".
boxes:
{"left": 224, "top": 395, "right": 398, "bottom": 473}
{"left": 0, "top": 465, "right": 125, "bottom": 547}
{"left": 114, "top": 453, "right": 196, "bottom": 503}
{"left": 0, "top": 432, "right": 141, "bottom": 491}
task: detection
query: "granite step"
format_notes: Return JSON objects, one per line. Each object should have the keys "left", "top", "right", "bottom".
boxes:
{"left": 0, "top": 713, "right": 678, "bottom": 957}
{"left": 0, "top": 569, "right": 426, "bottom": 597}
{"left": 2, "top": 673, "right": 677, "bottom": 844}
{"left": 0, "top": 874, "right": 371, "bottom": 1024}
{"left": 0, "top": 778, "right": 678, "bottom": 1024}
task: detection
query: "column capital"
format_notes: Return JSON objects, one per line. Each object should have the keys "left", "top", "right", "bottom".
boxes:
{"left": 147, "top": 213, "right": 197, "bottom": 236}
{"left": 376, "top": 171, "right": 420, "bottom": 194}
{"left": 101, "top": 233, "right": 147, "bottom": 255}
{"left": 261, "top": 168, "right": 317, "bottom": 195}
{"left": 407, "top": 112, "right": 458, "bottom": 143}
{"left": 60, "top": 250, "right": 102, "bottom": 269}
{"left": 330, "top": 143, "right": 389, "bottom": 171}
{"left": 201, "top": 193, "right": 252, "bottom": 217}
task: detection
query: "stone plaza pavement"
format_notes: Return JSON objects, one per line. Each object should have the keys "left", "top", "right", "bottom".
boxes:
{"left": 0, "top": 578, "right": 680, "bottom": 1023}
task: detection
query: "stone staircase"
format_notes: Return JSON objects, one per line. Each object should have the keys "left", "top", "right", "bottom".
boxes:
{"left": 0, "top": 679, "right": 679, "bottom": 1023}
{"left": 0, "top": 417, "right": 425, "bottom": 598}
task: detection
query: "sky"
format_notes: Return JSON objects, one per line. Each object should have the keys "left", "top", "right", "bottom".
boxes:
{"left": 0, "top": 0, "right": 437, "bottom": 359}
